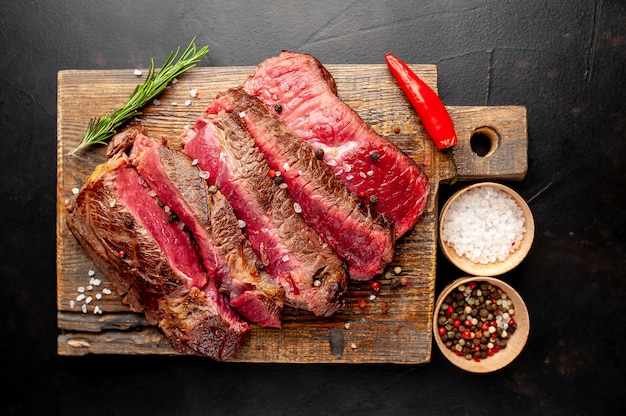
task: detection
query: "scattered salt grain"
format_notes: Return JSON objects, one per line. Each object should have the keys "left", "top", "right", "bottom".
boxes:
{"left": 238, "top": 220, "right": 246, "bottom": 229}
{"left": 77, "top": 286, "right": 85, "bottom": 293}
{"left": 344, "top": 322, "right": 351, "bottom": 329}
{"left": 85, "top": 296, "right": 93, "bottom": 304}
{"left": 239, "top": 111, "right": 246, "bottom": 118}
{"left": 88, "top": 269, "right": 95, "bottom": 277}
{"left": 177, "top": 221, "right": 186, "bottom": 230}
{"left": 148, "top": 190, "right": 157, "bottom": 197}
{"left": 351, "top": 343, "right": 357, "bottom": 349}
{"left": 153, "top": 99, "right": 161, "bottom": 106}
{"left": 172, "top": 78, "right": 178, "bottom": 84}
{"left": 346, "top": 174, "right": 354, "bottom": 180}
{"left": 191, "top": 159, "right": 199, "bottom": 166}
{"left": 81, "top": 304, "right": 87, "bottom": 313}
{"left": 199, "top": 170, "right": 210, "bottom": 180}
{"left": 327, "top": 159, "right": 338, "bottom": 167}
{"left": 369, "top": 294, "right": 376, "bottom": 301}
{"left": 134, "top": 69, "right": 143, "bottom": 76}
{"left": 441, "top": 185, "right": 526, "bottom": 264}
{"left": 184, "top": 99, "right": 192, "bottom": 106}
{"left": 171, "top": 101, "right": 178, "bottom": 106}
{"left": 76, "top": 294, "right": 86, "bottom": 302}
{"left": 69, "top": 300, "right": 75, "bottom": 308}
{"left": 94, "top": 306, "right": 103, "bottom": 315}
{"left": 283, "top": 162, "right": 290, "bottom": 171}
{"left": 367, "top": 170, "right": 374, "bottom": 176}
{"left": 189, "top": 88, "right": 198, "bottom": 98}
{"left": 279, "top": 183, "right": 288, "bottom": 189}
{"left": 293, "top": 202, "right": 302, "bottom": 214}
{"left": 102, "top": 288, "right": 112, "bottom": 295}
{"left": 282, "top": 255, "right": 290, "bottom": 262}
{"left": 95, "top": 293, "right": 102, "bottom": 300}
{"left": 72, "top": 187, "right": 79, "bottom": 195}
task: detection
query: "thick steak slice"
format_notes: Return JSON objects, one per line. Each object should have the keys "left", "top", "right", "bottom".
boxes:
{"left": 242, "top": 51, "right": 431, "bottom": 238}
{"left": 208, "top": 89, "right": 394, "bottom": 280}
{"left": 128, "top": 130, "right": 284, "bottom": 328}
{"left": 66, "top": 155, "right": 250, "bottom": 360}
{"left": 182, "top": 112, "right": 348, "bottom": 317}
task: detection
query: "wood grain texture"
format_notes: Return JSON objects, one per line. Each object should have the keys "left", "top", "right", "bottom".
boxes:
{"left": 56, "top": 64, "right": 527, "bottom": 363}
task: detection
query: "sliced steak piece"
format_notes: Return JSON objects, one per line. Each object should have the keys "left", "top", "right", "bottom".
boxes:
{"left": 242, "top": 51, "right": 431, "bottom": 239}
{"left": 128, "top": 129, "right": 284, "bottom": 328}
{"left": 207, "top": 89, "right": 394, "bottom": 280}
{"left": 66, "top": 154, "right": 250, "bottom": 360}
{"left": 182, "top": 112, "right": 348, "bottom": 316}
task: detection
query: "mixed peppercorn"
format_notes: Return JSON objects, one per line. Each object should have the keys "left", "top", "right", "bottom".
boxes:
{"left": 436, "top": 281, "right": 517, "bottom": 362}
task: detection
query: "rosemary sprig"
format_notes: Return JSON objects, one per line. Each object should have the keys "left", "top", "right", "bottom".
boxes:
{"left": 69, "top": 38, "right": 209, "bottom": 156}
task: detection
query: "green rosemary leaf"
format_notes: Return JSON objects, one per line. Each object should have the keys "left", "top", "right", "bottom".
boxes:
{"left": 69, "top": 38, "right": 209, "bottom": 156}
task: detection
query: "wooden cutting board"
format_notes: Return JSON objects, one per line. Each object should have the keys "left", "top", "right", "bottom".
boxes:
{"left": 56, "top": 63, "right": 527, "bottom": 363}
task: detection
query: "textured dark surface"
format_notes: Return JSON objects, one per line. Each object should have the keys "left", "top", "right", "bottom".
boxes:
{"left": 1, "top": 0, "right": 625, "bottom": 415}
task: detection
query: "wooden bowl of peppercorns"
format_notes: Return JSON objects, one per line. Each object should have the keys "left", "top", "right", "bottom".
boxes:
{"left": 433, "top": 276, "right": 530, "bottom": 373}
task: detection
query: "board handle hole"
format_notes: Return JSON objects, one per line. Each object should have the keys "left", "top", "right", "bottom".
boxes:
{"left": 470, "top": 127, "right": 499, "bottom": 157}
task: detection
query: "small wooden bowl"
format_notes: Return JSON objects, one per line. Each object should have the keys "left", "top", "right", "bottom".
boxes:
{"left": 439, "top": 182, "right": 534, "bottom": 276}
{"left": 433, "top": 276, "right": 530, "bottom": 373}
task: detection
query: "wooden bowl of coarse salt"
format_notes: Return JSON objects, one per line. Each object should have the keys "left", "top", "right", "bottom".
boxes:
{"left": 433, "top": 276, "right": 530, "bottom": 373}
{"left": 439, "top": 182, "right": 534, "bottom": 277}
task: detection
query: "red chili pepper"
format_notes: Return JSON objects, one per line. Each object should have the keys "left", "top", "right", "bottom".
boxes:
{"left": 385, "top": 54, "right": 457, "bottom": 150}
{"left": 371, "top": 281, "right": 381, "bottom": 292}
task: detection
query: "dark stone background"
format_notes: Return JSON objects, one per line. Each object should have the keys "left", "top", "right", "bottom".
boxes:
{"left": 1, "top": 1, "right": 624, "bottom": 414}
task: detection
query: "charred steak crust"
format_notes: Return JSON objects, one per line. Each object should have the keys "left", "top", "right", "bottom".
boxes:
{"left": 207, "top": 89, "right": 395, "bottom": 281}
{"left": 66, "top": 153, "right": 250, "bottom": 361}
{"left": 182, "top": 111, "right": 348, "bottom": 317}
{"left": 242, "top": 51, "right": 431, "bottom": 239}
{"left": 129, "top": 131, "right": 284, "bottom": 328}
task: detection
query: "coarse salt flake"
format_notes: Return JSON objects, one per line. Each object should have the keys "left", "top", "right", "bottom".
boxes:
{"left": 238, "top": 220, "right": 246, "bottom": 229}
{"left": 293, "top": 202, "right": 302, "bottom": 213}
{"left": 239, "top": 111, "right": 246, "bottom": 118}
{"left": 88, "top": 269, "right": 96, "bottom": 277}
{"left": 153, "top": 99, "right": 161, "bottom": 106}
{"left": 184, "top": 99, "right": 192, "bottom": 106}
{"left": 351, "top": 343, "right": 357, "bottom": 349}
{"left": 85, "top": 296, "right": 93, "bottom": 304}
{"left": 369, "top": 294, "right": 376, "bottom": 300}
{"left": 199, "top": 170, "right": 210, "bottom": 180}
{"left": 344, "top": 322, "right": 351, "bottom": 329}
{"left": 282, "top": 255, "right": 290, "bottom": 262}
{"left": 102, "top": 288, "right": 112, "bottom": 295}
{"left": 134, "top": 69, "right": 143, "bottom": 76}
{"left": 95, "top": 293, "right": 102, "bottom": 300}
{"left": 72, "top": 187, "right": 80, "bottom": 195}
{"left": 191, "top": 159, "right": 199, "bottom": 166}
{"left": 69, "top": 300, "right": 75, "bottom": 308}
{"left": 94, "top": 306, "right": 103, "bottom": 315}
{"left": 189, "top": 88, "right": 198, "bottom": 97}
{"left": 171, "top": 101, "right": 178, "bottom": 106}
{"left": 346, "top": 174, "right": 354, "bottom": 180}
{"left": 172, "top": 78, "right": 178, "bottom": 84}
{"left": 283, "top": 162, "right": 290, "bottom": 171}
{"left": 76, "top": 294, "right": 86, "bottom": 302}
{"left": 77, "top": 286, "right": 85, "bottom": 293}
{"left": 81, "top": 304, "right": 87, "bottom": 314}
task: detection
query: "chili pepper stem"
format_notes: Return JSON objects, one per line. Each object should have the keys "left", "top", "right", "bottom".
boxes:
{"left": 444, "top": 147, "right": 458, "bottom": 185}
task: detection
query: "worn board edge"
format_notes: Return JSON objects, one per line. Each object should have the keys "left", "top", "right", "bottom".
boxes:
{"left": 56, "top": 64, "right": 527, "bottom": 363}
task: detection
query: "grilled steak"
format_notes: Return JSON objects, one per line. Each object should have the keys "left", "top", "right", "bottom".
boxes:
{"left": 66, "top": 153, "right": 250, "bottom": 360}
{"left": 207, "top": 89, "right": 395, "bottom": 280}
{"left": 182, "top": 111, "right": 348, "bottom": 316}
{"left": 242, "top": 51, "right": 431, "bottom": 238}
{"left": 128, "top": 129, "right": 284, "bottom": 328}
